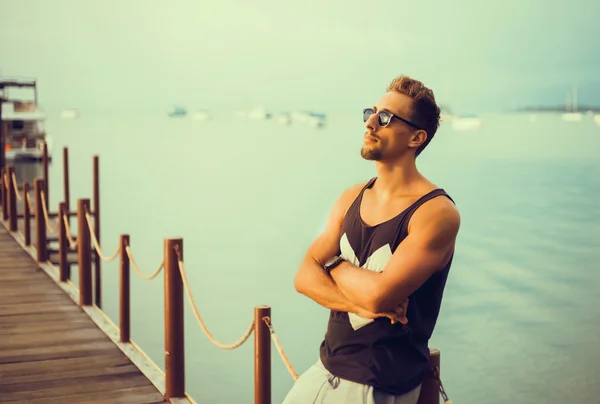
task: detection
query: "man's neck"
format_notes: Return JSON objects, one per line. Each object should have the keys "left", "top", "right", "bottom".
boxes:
{"left": 373, "top": 155, "right": 423, "bottom": 199}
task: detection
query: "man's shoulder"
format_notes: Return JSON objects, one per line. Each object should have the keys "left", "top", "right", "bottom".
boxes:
{"left": 411, "top": 192, "right": 460, "bottom": 234}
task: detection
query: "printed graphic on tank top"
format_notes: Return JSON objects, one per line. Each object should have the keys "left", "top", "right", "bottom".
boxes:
{"left": 319, "top": 177, "right": 455, "bottom": 396}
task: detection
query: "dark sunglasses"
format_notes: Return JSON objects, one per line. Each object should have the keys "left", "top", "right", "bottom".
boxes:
{"left": 362, "top": 108, "right": 421, "bottom": 130}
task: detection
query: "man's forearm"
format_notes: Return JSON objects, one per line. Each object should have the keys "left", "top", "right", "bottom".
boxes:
{"left": 294, "top": 257, "right": 364, "bottom": 313}
{"left": 330, "top": 261, "right": 388, "bottom": 313}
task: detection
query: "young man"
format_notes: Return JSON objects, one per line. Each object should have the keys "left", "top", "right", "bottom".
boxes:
{"left": 283, "top": 75, "right": 460, "bottom": 404}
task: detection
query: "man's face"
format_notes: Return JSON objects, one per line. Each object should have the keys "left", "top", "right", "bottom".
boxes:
{"left": 360, "top": 92, "right": 425, "bottom": 162}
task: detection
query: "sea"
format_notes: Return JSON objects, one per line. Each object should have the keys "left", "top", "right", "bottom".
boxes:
{"left": 12, "top": 110, "right": 600, "bottom": 404}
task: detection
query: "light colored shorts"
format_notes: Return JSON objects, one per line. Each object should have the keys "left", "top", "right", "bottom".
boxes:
{"left": 281, "top": 359, "right": 421, "bottom": 404}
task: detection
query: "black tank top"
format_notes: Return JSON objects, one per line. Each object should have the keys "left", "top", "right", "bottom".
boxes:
{"left": 319, "top": 177, "right": 455, "bottom": 395}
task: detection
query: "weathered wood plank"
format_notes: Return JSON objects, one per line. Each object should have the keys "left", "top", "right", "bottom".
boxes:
{"left": 0, "top": 223, "right": 168, "bottom": 403}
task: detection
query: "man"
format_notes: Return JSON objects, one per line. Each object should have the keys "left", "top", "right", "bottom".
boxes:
{"left": 283, "top": 75, "right": 460, "bottom": 404}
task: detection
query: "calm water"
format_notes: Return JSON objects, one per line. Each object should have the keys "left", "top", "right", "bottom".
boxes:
{"left": 15, "top": 110, "right": 600, "bottom": 404}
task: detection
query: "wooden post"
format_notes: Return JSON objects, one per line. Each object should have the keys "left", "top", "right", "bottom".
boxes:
{"left": 120, "top": 234, "right": 130, "bottom": 343}
{"left": 254, "top": 306, "right": 271, "bottom": 404}
{"left": 77, "top": 198, "right": 92, "bottom": 306}
{"left": 7, "top": 165, "right": 17, "bottom": 231}
{"left": 58, "top": 202, "right": 68, "bottom": 282}
{"left": 417, "top": 348, "right": 442, "bottom": 404}
{"left": 164, "top": 238, "right": 185, "bottom": 400}
{"left": 62, "top": 147, "right": 71, "bottom": 282}
{"left": 42, "top": 142, "right": 48, "bottom": 209}
{"left": 1, "top": 168, "right": 7, "bottom": 221}
{"left": 34, "top": 179, "right": 46, "bottom": 262}
{"left": 23, "top": 182, "right": 30, "bottom": 246}
{"left": 93, "top": 155, "right": 101, "bottom": 308}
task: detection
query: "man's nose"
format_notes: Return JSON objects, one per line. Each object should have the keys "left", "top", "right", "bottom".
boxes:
{"left": 365, "top": 112, "right": 379, "bottom": 130}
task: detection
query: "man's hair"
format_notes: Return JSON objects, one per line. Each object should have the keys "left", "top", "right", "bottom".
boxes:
{"left": 386, "top": 75, "right": 441, "bottom": 156}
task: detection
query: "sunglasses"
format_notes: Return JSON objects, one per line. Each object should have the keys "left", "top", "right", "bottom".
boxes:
{"left": 362, "top": 108, "right": 421, "bottom": 130}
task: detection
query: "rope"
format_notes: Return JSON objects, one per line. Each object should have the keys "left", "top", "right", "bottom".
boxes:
{"left": 25, "top": 192, "right": 34, "bottom": 212}
{"left": 11, "top": 173, "right": 22, "bottom": 201}
{"left": 262, "top": 317, "right": 299, "bottom": 380}
{"left": 62, "top": 214, "right": 78, "bottom": 249}
{"left": 433, "top": 366, "right": 452, "bottom": 403}
{"left": 39, "top": 190, "right": 57, "bottom": 234}
{"left": 84, "top": 211, "right": 120, "bottom": 262}
{"left": 175, "top": 258, "right": 254, "bottom": 350}
{"left": 124, "top": 245, "right": 164, "bottom": 280}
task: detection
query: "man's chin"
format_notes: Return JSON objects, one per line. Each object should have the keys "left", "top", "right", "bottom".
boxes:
{"left": 360, "top": 147, "right": 382, "bottom": 161}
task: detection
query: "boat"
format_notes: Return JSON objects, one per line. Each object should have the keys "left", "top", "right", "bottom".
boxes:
{"left": 168, "top": 106, "right": 187, "bottom": 118}
{"left": 60, "top": 109, "right": 79, "bottom": 119}
{"left": 308, "top": 112, "right": 326, "bottom": 129}
{"left": 191, "top": 110, "right": 211, "bottom": 121}
{"left": 246, "top": 105, "right": 271, "bottom": 120}
{"left": 593, "top": 114, "right": 600, "bottom": 127}
{"left": 450, "top": 115, "right": 482, "bottom": 132}
{"left": 1, "top": 77, "right": 50, "bottom": 162}
{"left": 276, "top": 113, "right": 292, "bottom": 125}
{"left": 561, "top": 86, "right": 583, "bottom": 122}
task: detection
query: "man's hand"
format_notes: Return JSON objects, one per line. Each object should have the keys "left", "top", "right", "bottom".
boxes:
{"left": 354, "top": 298, "right": 409, "bottom": 325}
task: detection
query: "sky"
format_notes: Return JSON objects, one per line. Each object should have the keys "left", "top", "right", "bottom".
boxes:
{"left": 1, "top": 0, "right": 599, "bottom": 114}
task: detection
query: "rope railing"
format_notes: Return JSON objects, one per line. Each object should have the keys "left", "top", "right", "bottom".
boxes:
{"left": 11, "top": 172, "right": 22, "bottom": 202}
{"left": 175, "top": 254, "right": 255, "bottom": 350}
{"left": 62, "top": 214, "right": 77, "bottom": 249}
{"left": 84, "top": 210, "right": 120, "bottom": 262}
{"left": 0, "top": 150, "right": 452, "bottom": 404}
{"left": 39, "top": 190, "right": 57, "bottom": 234}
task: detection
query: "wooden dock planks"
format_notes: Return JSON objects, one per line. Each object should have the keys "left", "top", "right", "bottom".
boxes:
{"left": 0, "top": 227, "right": 168, "bottom": 403}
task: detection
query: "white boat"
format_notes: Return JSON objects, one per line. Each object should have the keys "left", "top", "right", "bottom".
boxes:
{"left": 246, "top": 105, "right": 270, "bottom": 120}
{"left": 191, "top": 110, "right": 211, "bottom": 121}
{"left": 1, "top": 77, "right": 51, "bottom": 162}
{"left": 593, "top": 114, "right": 600, "bottom": 127}
{"left": 451, "top": 115, "right": 482, "bottom": 132}
{"left": 276, "top": 113, "right": 292, "bottom": 125}
{"left": 561, "top": 86, "right": 583, "bottom": 122}
{"left": 60, "top": 109, "right": 79, "bottom": 119}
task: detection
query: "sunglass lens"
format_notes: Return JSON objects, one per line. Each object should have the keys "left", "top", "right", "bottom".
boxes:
{"left": 363, "top": 108, "right": 375, "bottom": 122}
{"left": 378, "top": 111, "right": 392, "bottom": 126}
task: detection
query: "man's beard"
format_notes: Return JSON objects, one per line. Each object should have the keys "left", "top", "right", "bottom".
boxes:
{"left": 360, "top": 145, "right": 383, "bottom": 160}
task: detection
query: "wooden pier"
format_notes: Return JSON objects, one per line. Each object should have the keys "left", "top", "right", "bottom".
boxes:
{"left": 0, "top": 226, "right": 168, "bottom": 403}
{"left": 0, "top": 144, "right": 450, "bottom": 404}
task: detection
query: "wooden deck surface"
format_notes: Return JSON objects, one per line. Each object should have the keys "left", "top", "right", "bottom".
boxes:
{"left": 0, "top": 225, "right": 168, "bottom": 403}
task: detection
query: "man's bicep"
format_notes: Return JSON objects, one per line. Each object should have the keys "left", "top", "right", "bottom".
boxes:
{"left": 306, "top": 194, "right": 347, "bottom": 266}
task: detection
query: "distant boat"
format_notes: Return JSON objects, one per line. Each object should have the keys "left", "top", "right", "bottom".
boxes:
{"left": 561, "top": 86, "right": 583, "bottom": 122}
{"left": 276, "top": 113, "right": 292, "bottom": 125}
{"left": 308, "top": 112, "right": 326, "bottom": 129}
{"left": 291, "top": 111, "right": 311, "bottom": 123}
{"left": 246, "top": 105, "right": 270, "bottom": 120}
{"left": 593, "top": 114, "right": 600, "bottom": 127}
{"left": 191, "top": 110, "right": 211, "bottom": 121}
{"left": 451, "top": 115, "right": 482, "bottom": 132}
{"left": 60, "top": 109, "right": 79, "bottom": 119}
{"left": 168, "top": 106, "right": 187, "bottom": 118}
{"left": 1, "top": 77, "right": 51, "bottom": 162}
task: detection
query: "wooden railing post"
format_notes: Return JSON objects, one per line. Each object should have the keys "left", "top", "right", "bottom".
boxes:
{"left": 42, "top": 141, "right": 49, "bottom": 209}
{"left": 23, "top": 182, "right": 30, "bottom": 246}
{"left": 63, "top": 147, "right": 71, "bottom": 281}
{"left": 1, "top": 168, "right": 7, "bottom": 221}
{"left": 164, "top": 238, "right": 185, "bottom": 400}
{"left": 254, "top": 306, "right": 271, "bottom": 404}
{"left": 58, "top": 202, "right": 68, "bottom": 282}
{"left": 34, "top": 178, "right": 47, "bottom": 262}
{"left": 7, "top": 165, "right": 17, "bottom": 231}
{"left": 93, "top": 155, "right": 101, "bottom": 308}
{"left": 77, "top": 198, "right": 92, "bottom": 306}
{"left": 120, "top": 234, "right": 130, "bottom": 343}
{"left": 417, "top": 348, "right": 442, "bottom": 404}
